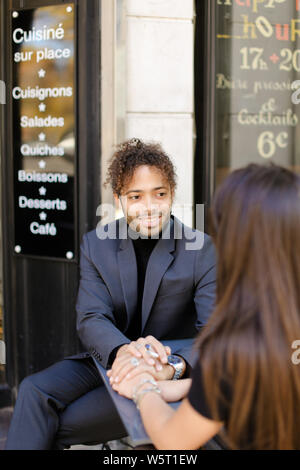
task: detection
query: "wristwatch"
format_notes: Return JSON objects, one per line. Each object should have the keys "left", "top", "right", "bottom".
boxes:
{"left": 167, "top": 355, "right": 185, "bottom": 380}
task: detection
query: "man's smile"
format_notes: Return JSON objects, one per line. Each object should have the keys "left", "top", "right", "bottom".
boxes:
{"left": 138, "top": 214, "right": 162, "bottom": 228}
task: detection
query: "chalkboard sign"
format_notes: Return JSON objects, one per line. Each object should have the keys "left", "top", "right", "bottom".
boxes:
{"left": 215, "top": 0, "right": 300, "bottom": 185}
{"left": 11, "top": 3, "right": 77, "bottom": 260}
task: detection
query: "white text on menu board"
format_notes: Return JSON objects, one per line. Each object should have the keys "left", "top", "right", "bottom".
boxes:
{"left": 217, "top": 0, "right": 300, "bottom": 160}
{"left": 13, "top": 20, "right": 72, "bottom": 240}
{"left": 13, "top": 24, "right": 70, "bottom": 63}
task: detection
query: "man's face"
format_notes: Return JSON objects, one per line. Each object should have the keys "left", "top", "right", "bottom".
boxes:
{"left": 115, "top": 165, "right": 173, "bottom": 238}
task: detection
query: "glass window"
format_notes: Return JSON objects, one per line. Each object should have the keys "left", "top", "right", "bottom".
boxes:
{"left": 214, "top": 1, "right": 300, "bottom": 188}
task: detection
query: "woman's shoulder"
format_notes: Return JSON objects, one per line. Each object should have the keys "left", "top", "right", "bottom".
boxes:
{"left": 188, "top": 356, "right": 232, "bottom": 423}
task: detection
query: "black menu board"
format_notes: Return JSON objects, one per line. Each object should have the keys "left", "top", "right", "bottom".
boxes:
{"left": 215, "top": 0, "right": 300, "bottom": 183}
{"left": 11, "top": 3, "right": 77, "bottom": 260}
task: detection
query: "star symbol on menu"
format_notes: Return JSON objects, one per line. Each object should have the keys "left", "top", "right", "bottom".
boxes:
{"left": 39, "top": 186, "right": 47, "bottom": 196}
{"left": 39, "top": 103, "right": 46, "bottom": 112}
{"left": 270, "top": 53, "right": 279, "bottom": 64}
{"left": 38, "top": 132, "right": 46, "bottom": 142}
{"left": 38, "top": 69, "right": 46, "bottom": 78}
{"left": 39, "top": 212, "right": 47, "bottom": 221}
{"left": 39, "top": 160, "right": 46, "bottom": 169}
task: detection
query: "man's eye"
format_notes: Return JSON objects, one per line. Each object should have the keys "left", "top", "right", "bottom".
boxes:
{"left": 157, "top": 193, "right": 166, "bottom": 197}
{"left": 130, "top": 195, "right": 140, "bottom": 200}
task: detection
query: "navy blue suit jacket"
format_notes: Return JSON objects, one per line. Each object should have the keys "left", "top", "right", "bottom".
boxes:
{"left": 75, "top": 215, "right": 216, "bottom": 369}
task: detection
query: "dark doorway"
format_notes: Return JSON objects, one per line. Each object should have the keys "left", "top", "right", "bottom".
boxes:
{"left": 0, "top": 0, "right": 101, "bottom": 406}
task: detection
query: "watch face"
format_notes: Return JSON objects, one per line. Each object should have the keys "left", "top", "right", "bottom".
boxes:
{"left": 167, "top": 355, "right": 182, "bottom": 365}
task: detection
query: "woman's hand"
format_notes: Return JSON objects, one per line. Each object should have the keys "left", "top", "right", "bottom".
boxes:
{"left": 107, "top": 338, "right": 173, "bottom": 385}
{"left": 111, "top": 371, "right": 154, "bottom": 400}
{"left": 157, "top": 379, "right": 192, "bottom": 402}
{"left": 110, "top": 367, "right": 192, "bottom": 404}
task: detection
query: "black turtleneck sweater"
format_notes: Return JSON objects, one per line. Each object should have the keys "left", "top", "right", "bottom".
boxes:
{"left": 107, "top": 232, "right": 161, "bottom": 366}
{"left": 125, "top": 235, "right": 160, "bottom": 340}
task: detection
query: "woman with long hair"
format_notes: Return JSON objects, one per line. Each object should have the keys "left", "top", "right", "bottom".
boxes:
{"left": 110, "top": 163, "right": 300, "bottom": 450}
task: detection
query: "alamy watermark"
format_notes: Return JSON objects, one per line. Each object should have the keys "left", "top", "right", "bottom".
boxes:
{"left": 291, "top": 80, "right": 300, "bottom": 105}
{"left": 0, "top": 340, "right": 5, "bottom": 365}
{"left": 95, "top": 203, "right": 205, "bottom": 250}
{"left": 291, "top": 340, "right": 300, "bottom": 365}
{"left": 0, "top": 80, "right": 5, "bottom": 105}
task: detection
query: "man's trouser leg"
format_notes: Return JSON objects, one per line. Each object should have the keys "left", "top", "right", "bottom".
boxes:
{"left": 5, "top": 357, "right": 127, "bottom": 450}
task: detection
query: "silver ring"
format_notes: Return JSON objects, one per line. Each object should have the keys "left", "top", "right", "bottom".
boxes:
{"left": 148, "top": 350, "right": 159, "bottom": 358}
{"left": 131, "top": 357, "right": 140, "bottom": 367}
{"left": 145, "top": 344, "right": 159, "bottom": 358}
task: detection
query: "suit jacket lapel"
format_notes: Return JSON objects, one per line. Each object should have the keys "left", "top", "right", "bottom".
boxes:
{"left": 117, "top": 221, "right": 138, "bottom": 331}
{"left": 141, "top": 217, "right": 175, "bottom": 333}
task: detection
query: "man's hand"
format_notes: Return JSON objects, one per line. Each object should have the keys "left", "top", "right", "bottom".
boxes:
{"left": 118, "top": 336, "right": 171, "bottom": 366}
{"left": 107, "top": 336, "right": 176, "bottom": 384}
{"left": 107, "top": 354, "right": 175, "bottom": 384}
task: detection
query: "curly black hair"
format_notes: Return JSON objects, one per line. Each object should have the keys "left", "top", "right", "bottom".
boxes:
{"left": 104, "top": 138, "right": 177, "bottom": 196}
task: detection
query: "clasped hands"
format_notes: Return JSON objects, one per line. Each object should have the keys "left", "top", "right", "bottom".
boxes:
{"left": 106, "top": 336, "right": 176, "bottom": 401}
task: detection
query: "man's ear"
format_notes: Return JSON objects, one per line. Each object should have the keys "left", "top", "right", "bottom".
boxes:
{"left": 113, "top": 193, "right": 120, "bottom": 207}
{"left": 171, "top": 188, "right": 175, "bottom": 205}
{"left": 114, "top": 193, "right": 125, "bottom": 217}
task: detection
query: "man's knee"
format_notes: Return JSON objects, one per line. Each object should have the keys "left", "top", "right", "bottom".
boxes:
{"left": 17, "top": 369, "right": 48, "bottom": 400}
{"left": 18, "top": 374, "right": 36, "bottom": 394}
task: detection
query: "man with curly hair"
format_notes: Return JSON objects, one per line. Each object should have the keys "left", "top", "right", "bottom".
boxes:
{"left": 104, "top": 138, "right": 177, "bottom": 239}
{"left": 6, "top": 139, "right": 216, "bottom": 450}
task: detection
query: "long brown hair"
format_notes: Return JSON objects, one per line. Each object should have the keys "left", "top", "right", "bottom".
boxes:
{"left": 198, "top": 164, "right": 300, "bottom": 449}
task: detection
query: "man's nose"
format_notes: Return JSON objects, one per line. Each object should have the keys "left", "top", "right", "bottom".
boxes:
{"left": 143, "top": 197, "right": 159, "bottom": 213}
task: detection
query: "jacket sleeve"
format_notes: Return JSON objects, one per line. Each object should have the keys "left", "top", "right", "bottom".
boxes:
{"left": 194, "top": 234, "right": 217, "bottom": 329}
{"left": 172, "top": 234, "right": 217, "bottom": 369}
{"left": 76, "top": 233, "right": 130, "bottom": 368}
